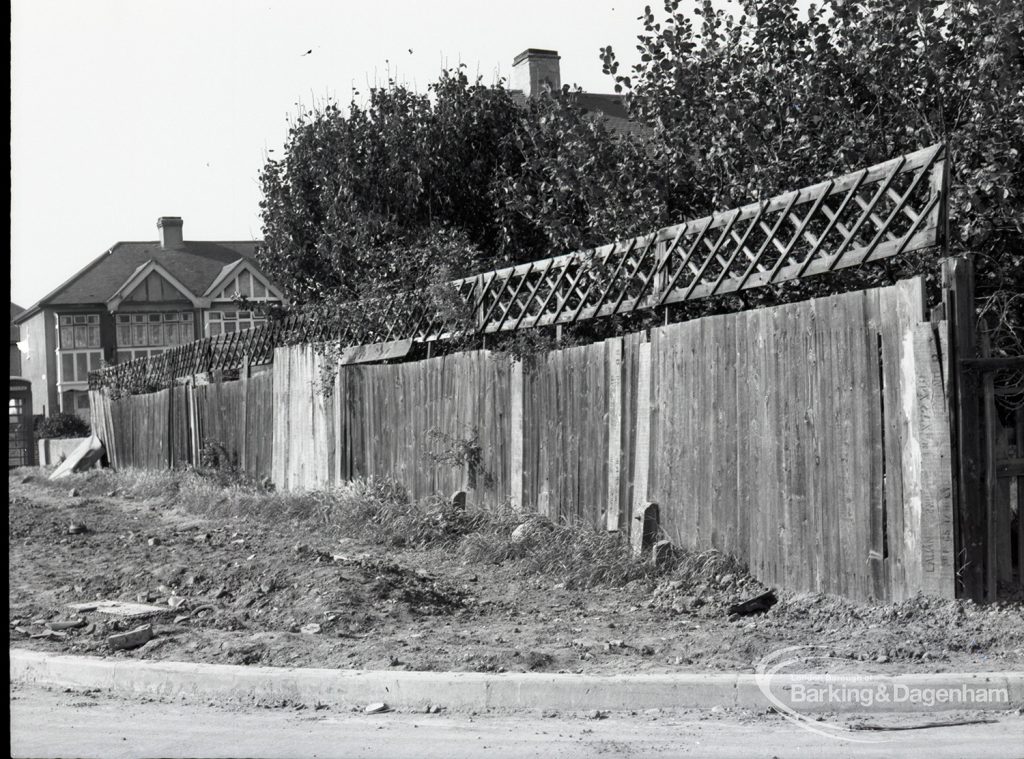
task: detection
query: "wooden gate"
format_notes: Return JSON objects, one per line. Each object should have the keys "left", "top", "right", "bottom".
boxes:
{"left": 940, "top": 255, "right": 1024, "bottom": 601}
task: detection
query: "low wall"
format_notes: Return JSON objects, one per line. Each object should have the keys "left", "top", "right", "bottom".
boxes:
{"left": 37, "top": 437, "right": 91, "bottom": 467}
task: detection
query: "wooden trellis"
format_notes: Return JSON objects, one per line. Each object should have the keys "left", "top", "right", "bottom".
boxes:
{"left": 93, "top": 144, "right": 947, "bottom": 394}
{"left": 457, "top": 143, "right": 946, "bottom": 336}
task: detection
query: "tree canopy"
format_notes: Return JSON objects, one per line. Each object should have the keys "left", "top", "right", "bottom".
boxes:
{"left": 600, "top": 0, "right": 1023, "bottom": 349}
{"left": 258, "top": 0, "right": 1022, "bottom": 358}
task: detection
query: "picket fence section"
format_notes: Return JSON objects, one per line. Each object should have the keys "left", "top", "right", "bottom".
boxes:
{"left": 89, "top": 277, "right": 954, "bottom": 602}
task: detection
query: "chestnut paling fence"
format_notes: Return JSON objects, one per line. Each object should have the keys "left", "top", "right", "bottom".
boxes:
{"left": 91, "top": 144, "right": 947, "bottom": 395}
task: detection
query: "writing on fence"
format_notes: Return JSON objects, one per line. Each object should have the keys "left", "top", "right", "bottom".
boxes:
{"left": 93, "top": 144, "right": 946, "bottom": 396}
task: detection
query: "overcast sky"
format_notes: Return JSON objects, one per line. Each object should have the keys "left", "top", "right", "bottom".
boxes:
{"left": 10, "top": 0, "right": 667, "bottom": 307}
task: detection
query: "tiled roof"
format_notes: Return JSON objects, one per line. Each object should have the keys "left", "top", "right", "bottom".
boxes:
{"left": 15, "top": 240, "right": 263, "bottom": 322}
{"left": 568, "top": 93, "right": 651, "bottom": 138}
{"left": 511, "top": 90, "right": 651, "bottom": 137}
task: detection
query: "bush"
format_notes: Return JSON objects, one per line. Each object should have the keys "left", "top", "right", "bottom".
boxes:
{"left": 35, "top": 412, "right": 89, "bottom": 439}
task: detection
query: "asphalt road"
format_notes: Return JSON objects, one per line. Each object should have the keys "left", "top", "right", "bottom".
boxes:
{"left": 10, "top": 684, "right": 1024, "bottom": 759}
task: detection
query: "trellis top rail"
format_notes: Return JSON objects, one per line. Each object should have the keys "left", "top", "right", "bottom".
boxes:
{"left": 92, "top": 143, "right": 947, "bottom": 394}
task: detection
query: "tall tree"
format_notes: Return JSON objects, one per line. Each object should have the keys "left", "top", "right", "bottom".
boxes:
{"left": 600, "top": 0, "right": 1023, "bottom": 350}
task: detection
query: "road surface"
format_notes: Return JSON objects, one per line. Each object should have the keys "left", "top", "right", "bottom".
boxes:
{"left": 10, "top": 683, "right": 1024, "bottom": 758}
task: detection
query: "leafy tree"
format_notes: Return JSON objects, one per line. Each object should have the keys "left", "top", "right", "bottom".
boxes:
{"left": 257, "top": 68, "right": 679, "bottom": 356}
{"left": 258, "top": 71, "right": 516, "bottom": 303}
{"left": 258, "top": 0, "right": 1021, "bottom": 373}
{"left": 600, "top": 0, "right": 1023, "bottom": 353}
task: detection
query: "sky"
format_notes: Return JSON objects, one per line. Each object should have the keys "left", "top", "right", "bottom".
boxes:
{"left": 11, "top": 0, "right": 676, "bottom": 308}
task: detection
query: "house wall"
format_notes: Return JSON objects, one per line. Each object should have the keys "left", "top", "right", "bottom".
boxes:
{"left": 10, "top": 342, "right": 22, "bottom": 376}
{"left": 18, "top": 310, "right": 58, "bottom": 416}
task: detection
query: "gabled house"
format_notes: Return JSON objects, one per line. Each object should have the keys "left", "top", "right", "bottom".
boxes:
{"left": 14, "top": 217, "right": 284, "bottom": 420}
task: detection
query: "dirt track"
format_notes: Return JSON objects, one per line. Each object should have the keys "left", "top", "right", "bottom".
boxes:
{"left": 8, "top": 470, "right": 1024, "bottom": 675}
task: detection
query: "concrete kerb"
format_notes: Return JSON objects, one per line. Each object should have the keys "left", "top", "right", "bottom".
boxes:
{"left": 10, "top": 649, "right": 1024, "bottom": 715}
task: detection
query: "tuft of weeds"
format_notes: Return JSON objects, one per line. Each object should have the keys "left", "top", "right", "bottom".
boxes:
{"left": 461, "top": 520, "right": 658, "bottom": 590}
{"left": 669, "top": 548, "right": 747, "bottom": 589}
{"left": 320, "top": 480, "right": 513, "bottom": 548}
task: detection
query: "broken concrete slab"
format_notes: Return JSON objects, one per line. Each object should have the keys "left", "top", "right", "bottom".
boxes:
{"left": 49, "top": 435, "right": 106, "bottom": 480}
{"left": 107, "top": 624, "right": 153, "bottom": 651}
{"left": 67, "top": 601, "right": 168, "bottom": 619}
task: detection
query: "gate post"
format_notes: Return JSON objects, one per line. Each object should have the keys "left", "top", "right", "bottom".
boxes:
{"left": 942, "top": 255, "right": 984, "bottom": 601}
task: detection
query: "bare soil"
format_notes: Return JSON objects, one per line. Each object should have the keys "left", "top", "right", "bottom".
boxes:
{"left": 9, "top": 470, "right": 1024, "bottom": 675}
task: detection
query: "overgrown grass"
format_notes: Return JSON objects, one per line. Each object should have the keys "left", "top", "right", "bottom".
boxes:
{"left": 13, "top": 466, "right": 749, "bottom": 591}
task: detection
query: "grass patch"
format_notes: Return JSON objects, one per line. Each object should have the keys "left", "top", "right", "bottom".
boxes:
{"left": 14, "top": 466, "right": 750, "bottom": 592}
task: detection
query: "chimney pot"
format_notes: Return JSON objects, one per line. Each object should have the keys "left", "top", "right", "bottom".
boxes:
{"left": 512, "top": 48, "right": 561, "bottom": 97}
{"left": 157, "top": 217, "right": 184, "bottom": 249}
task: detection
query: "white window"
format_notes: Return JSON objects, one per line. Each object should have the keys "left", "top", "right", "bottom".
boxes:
{"left": 205, "top": 310, "right": 266, "bottom": 337}
{"left": 59, "top": 350, "right": 103, "bottom": 384}
{"left": 115, "top": 311, "right": 193, "bottom": 348}
{"left": 115, "top": 347, "right": 167, "bottom": 364}
{"left": 58, "top": 314, "right": 101, "bottom": 349}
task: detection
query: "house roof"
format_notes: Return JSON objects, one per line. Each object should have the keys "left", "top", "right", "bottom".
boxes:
{"left": 511, "top": 90, "right": 650, "bottom": 138}
{"left": 568, "top": 93, "right": 650, "bottom": 138}
{"left": 11, "top": 302, "right": 23, "bottom": 342}
{"left": 14, "top": 240, "right": 263, "bottom": 323}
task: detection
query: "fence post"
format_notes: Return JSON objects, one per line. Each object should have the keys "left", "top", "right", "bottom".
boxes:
{"left": 240, "top": 354, "right": 250, "bottom": 474}
{"left": 166, "top": 381, "right": 174, "bottom": 470}
{"left": 631, "top": 340, "right": 653, "bottom": 532}
{"left": 606, "top": 338, "right": 623, "bottom": 531}
{"left": 187, "top": 378, "right": 200, "bottom": 467}
{"left": 510, "top": 359, "right": 525, "bottom": 512}
{"left": 943, "top": 255, "right": 983, "bottom": 600}
{"left": 1016, "top": 408, "right": 1024, "bottom": 591}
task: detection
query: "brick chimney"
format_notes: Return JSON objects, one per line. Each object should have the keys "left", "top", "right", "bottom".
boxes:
{"left": 512, "top": 49, "right": 561, "bottom": 96}
{"left": 157, "top": 217, "right": 184, "bottom": 249}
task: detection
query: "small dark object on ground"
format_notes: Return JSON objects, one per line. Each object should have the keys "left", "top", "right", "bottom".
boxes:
{"left": 728, "top": 590, "right": 777, "bottom": 617}
{"left": 68, "top": 523, "right": 88, "bottom": 535}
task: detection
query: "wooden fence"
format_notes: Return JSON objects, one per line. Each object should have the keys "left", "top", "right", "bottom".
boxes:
{"left": 271, "top": 347, "right": 513, "bottom": 501}
{"left": 90, "top": 276, "right": 961, "bottom": 602}
{"left": 90, "top": 369, "right": 273, "bottom": 479}
{"left": 646, "top": 281, "right": 953, "bottom": 600}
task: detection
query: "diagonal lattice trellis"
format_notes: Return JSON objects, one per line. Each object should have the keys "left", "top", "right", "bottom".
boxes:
{"left": 449, "top": 142, "right": 946, "bottom": 339}
{"left": 94, "top": 144, "right": 947, "bottom": 394}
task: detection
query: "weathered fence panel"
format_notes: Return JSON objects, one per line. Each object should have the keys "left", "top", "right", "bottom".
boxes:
{"left": 640, "top": 279, "right": 953, "bottom": 601}
{"left": 90, "top": 372, "right": 273, "bottom": 479}
{"left": 273, "top": 345, "right": 512, "bottom": 504}
{"left": 523, "top": 341, "right": 609, "bottom": 528}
